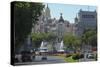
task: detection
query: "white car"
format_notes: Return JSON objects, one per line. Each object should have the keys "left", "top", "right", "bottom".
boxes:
{"left": 87, "top": 53, "right": 94, "bottom": 59}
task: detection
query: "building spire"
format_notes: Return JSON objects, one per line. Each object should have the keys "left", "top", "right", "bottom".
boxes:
{"left": 45, "top": 4, "right": 51, "bottom": 19}
{"left": 60, "top": 13, "right": 62, "bottom": 16}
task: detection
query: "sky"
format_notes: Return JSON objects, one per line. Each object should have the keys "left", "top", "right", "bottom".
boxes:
{"left": 44, "top": 3, "right": 97, "bottom": 23}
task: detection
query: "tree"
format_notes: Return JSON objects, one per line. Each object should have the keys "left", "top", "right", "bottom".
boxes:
{"left": 90, "top": 34, "right": 97, "bottom": 47}
{"left": 63, "top": 34, "right": 81, "bottom": 52}
{"left": 13, "top": 1, "right": 44, "bottom": 53}
{"left": 82, "top": 29, "right": 97, "bottom": 47}
{"left": 46, "top": 33, "right": 57, "bottom": 51}
{"left": 31, "top": 33, "right": 44, "bottom": 49}
{"left": 73, "top": 37, "right": 81, "bottom": 52}
{"left": 31, "top": 32, "right": 57, "bottom": 49}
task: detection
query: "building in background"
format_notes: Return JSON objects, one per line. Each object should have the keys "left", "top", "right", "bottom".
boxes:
{"left": 32, "top": 5, "right": 72, "bottom": 38}
{"left": 74, "top": 9, "right": 97, "bottom": 54}
{"left": 74, "top": 9, "right": 97, "bottom": 36}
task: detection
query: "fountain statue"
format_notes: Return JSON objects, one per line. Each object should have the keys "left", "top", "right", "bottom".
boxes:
{"left": 39, "top": 41, "right": 48, "bottom": 60}
{"left": 58, "top": 40, "right": 64, "bottom": 52}
{"left": 39, "top": 41, "right": 48, "bottom": 52}
{"left": 40, "top": 41, "right": 44, "bottom": 49}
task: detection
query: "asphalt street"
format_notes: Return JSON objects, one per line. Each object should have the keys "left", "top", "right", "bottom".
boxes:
{"left": 15, "top": 56, "right": 66, "bottom": 65}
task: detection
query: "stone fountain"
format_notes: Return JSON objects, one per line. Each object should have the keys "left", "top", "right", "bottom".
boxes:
{"left": 57, "top": 40, "right": 65, "bottom": 52}
{"left": 39, "top": 41, "right": 48, "bottom": 60}
{"left": 39, "top": 41, "right": 48, "bottom": 52}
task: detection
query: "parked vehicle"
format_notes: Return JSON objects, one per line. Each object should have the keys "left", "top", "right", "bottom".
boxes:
{"left": 42, "top": 55, "right": 47, "bottom": 60}
{"left": 87, "top": 53, "right": 94, "bottom": 59}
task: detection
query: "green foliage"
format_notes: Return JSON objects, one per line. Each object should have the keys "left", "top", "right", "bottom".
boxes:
{"left": 65, "top": 56, "right": 78, "bottom": 62}
{"left": 63, "top": 34, "right": 81, "bottom": 49}
{"left": 72, "top": 53, "right": 84, "bottom": 60}
{"left": 13, "top": 1, "right": 44, "bottom": 51}
{"left": 31, "top": 32, "right": 57, "bottom": 48}
{"left": 72, "top": 53, "right": 80, "bottom": 60}
{"left": 45, "top": 32, "right": 57, "bottom": 42}
{"left": 66, "top": 54, "right": 72, "bottom": 58}
{"left": 63, "top": 34, "right": 74, "bottom": 46}
{"left": 15, "top": 2, "right": 30, "bottom": 8}
{"left": 82, "top": 29, "right": 97, "bottom": 46}
{"left": 31, "top": 33, "right": 44, "bottom": 48}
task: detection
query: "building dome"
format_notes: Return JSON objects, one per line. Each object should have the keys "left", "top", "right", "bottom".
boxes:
{"left": 59, "top": 13, "right": 64, "bottom": 22}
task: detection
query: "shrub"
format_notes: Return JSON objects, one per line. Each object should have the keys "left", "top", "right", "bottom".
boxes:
{"left": 72, "top": 53, "right": 84, "bottom": 60}
{"left": 80, "top": 54, "right": 84, "bottom": 58}
{"left": 72, "top": 54, "right": 80, "bottom": 60}
{"left": 66, "top": 54, "right": 72, "bottom": 58}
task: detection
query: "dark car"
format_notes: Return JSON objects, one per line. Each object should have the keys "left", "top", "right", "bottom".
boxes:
{"left": 21, "top": 51, "right": 32, "bottom": 62}
{"left": 41, "top": 55, "right": 47, "bottom": 60}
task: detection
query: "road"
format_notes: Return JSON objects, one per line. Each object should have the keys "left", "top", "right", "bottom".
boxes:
{"left": 79, "top": 58, "right": 95, "bottom": 62}
{"left": 15, "top": 56, "right": 66, "bottom": 65}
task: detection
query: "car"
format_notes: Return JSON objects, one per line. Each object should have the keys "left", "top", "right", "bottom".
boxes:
{"left": 87, "top": 53, "right": 94, "bottom": 59}
{"left": 41, "top": 56, "right": 47, "bottom": 60}
{"left": 41, "top": 51, "right": 48, "bottom": 60}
